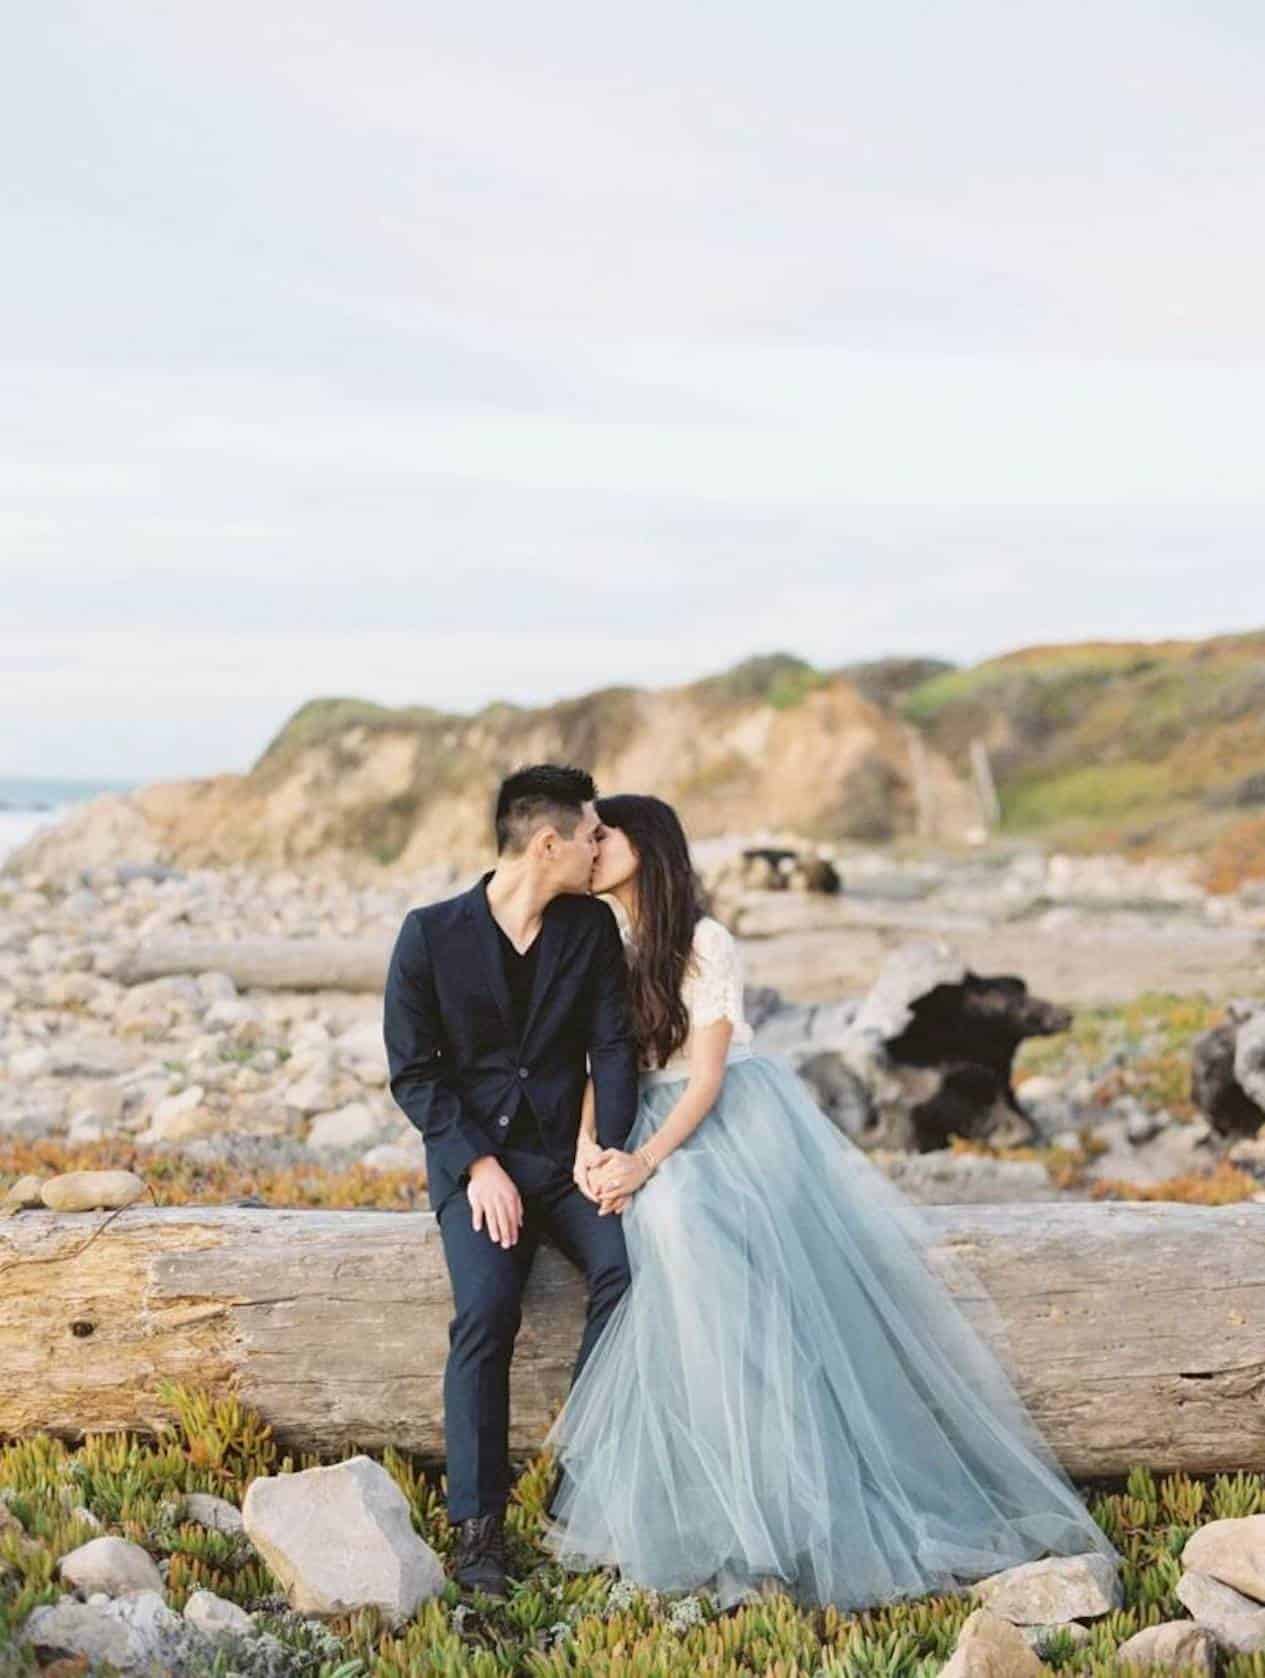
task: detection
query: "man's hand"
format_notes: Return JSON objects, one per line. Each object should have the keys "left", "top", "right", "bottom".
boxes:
{"left": 589, "top": 1147, "right": 649, "bottom": 1216}
{"left": 467, "top": 1156, "right": 523, "bottom": 1248}
{"left": 572, "top": 1129, "right": 604, "bottom": 1204}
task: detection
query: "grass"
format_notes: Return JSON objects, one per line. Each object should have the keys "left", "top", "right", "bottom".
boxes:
{"left": 4, "top": 1384, "right": 1265, "bottom": 1676}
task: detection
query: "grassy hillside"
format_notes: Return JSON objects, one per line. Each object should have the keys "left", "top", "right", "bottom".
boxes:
{"left": 895, "top": 630, "right": 1265, "bottom": 882}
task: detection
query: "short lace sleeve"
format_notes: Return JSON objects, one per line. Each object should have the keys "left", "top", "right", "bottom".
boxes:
{"left": 688, "top": 917, "right": 745, "bottom": 1030}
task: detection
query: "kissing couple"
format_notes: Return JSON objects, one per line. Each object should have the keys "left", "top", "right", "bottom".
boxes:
{"left": 383, "top": 763, "right": 1119, "bottom": 1610}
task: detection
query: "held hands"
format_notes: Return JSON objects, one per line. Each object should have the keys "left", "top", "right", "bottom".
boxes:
{"left": 587, "top": 1146, "right": 655, "bottom": 1216}
{"left": 467, "top": 1156, "right": 523, "bottom": 1248}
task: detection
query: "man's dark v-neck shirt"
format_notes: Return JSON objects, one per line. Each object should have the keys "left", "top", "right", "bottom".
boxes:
{"left": 492, "top": 912, "right": 546, "bottom": 1150}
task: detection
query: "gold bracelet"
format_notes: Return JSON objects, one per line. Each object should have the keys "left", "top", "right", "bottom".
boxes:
{"left": 637, "top": 1144, "right": 659, "bottom": 1176}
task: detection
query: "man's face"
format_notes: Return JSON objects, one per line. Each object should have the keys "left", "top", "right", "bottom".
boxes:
{"left": 551, "top": 800, "right": 602, "bottom": 893}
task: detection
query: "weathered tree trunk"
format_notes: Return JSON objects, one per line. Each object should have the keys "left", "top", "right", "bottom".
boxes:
{"left": 109, "top": 938, "right": 392, "bottom": 992}
{"left": 4, "top": 1203, "right": 1265, "bottom": 1478}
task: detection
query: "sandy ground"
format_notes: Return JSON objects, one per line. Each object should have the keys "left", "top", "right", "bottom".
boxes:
{"left": 742, "top": 920, "right": 1265, "bottom": 1007}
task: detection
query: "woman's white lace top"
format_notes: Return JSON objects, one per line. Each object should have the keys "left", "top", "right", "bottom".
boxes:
{"left": 605, "top": 903, "right": 753, "bottom": 1077}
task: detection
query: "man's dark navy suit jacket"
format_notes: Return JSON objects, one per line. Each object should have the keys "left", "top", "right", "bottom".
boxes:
{"left": 382, "top": 871, "right": 640, "bottom": 1216}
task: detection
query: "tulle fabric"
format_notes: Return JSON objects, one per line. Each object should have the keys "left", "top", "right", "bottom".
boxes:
{"left": 540, "top": 1052, "right": 1121, "bottom": 1611}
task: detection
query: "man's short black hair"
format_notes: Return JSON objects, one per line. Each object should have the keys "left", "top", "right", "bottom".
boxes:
{"left": 494, "top": 763, "right": 598, "bottom": 855}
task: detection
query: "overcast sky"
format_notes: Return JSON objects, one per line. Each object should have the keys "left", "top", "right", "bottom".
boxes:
{"left": 4, "top": 1, "right": 1263, "bottom": 782}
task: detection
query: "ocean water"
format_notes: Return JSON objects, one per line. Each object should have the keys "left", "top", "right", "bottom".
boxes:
{"left": 0, "top": 776, "right": 137, "bottom": 868}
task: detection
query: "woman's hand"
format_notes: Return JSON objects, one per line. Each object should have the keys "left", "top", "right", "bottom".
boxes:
{"left": 588, "top": 1147, "right": 652, "bottom": 1215}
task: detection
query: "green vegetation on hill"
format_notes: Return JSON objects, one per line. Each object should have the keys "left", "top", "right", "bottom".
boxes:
{"left": 899, "top": 631, "right": 1265, "bottom": 871}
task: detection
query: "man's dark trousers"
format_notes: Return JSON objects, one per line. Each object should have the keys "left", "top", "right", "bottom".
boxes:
{"left": 382, "top": 873, "right": 639, "bottom": 1525}
{"left": 438, "top": 1141, "right": 630, "bottom": 1521}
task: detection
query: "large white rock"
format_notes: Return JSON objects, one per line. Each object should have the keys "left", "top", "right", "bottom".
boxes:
{"left": 41, "top": 1170, "right": 148, "bottom": 1213}
{"left": 969, "top": 1553, "right": 1121, "bottom": 1624}
{"left": 1183, "top": 1513, "right": 1265, "bottom": 1603}
{"left": 1114, "top": 1619, "right": 1217, "bottom": 1674}
{"left": 1176, "top": 1568, "right": 1265, "bottom": 1652}
{"left": 939, "top": 1606, "right": 1050, "bottom": 1676}
{"left": 57, "top": 1534, "right": 164, "bottom": 1596}
{"left": 242, "top": 1453, "right": 445, "bottom": 1625}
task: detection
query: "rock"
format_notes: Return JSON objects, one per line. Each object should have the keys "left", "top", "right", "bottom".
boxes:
{"left": 1235, "top": 1014, "right": 1265, "bottom": 1113}
{"left": 195, "top": 971, "right": 238, "bottom": 1004}
{"left": 44, "top": 1036, "right": 135, "bottom": 1077}
{"left": 180, "top": 1492, "right": 244, "bottom": 1534}
{"left": 1124, "top": 1102, "right": 1167, "bottom": 1145}
{"left": 361, "top": 1140, "right": 428, "bottom": 1174}
{"left": 1175, "top": 1568, "right": 1265, "bottom": 1652}
{"left": 182, "top": 1587, "right": 255, "bottom": 1640}
{"left": 146, "top": 1089, "right": 219, "bottom": 1142}
{"left": 150, "top": 1085, "right": 206, "bottom": 1125}
{"left": 1182, "top": 1514, "right": 1265, "bottom": 1603}
{"left": 203, "top": 998, "right": 264, "bottom": 1032}
{"left": 70, "top": 1084, "right": 126, "bottom": 1129}
{"left": 1019, "top": 1620, "right": 1091, "bottom": 1655}
{"left": 791, "top": 1051, "right": 875, "bottom": 1141}
{"left": 21, "top": 1587, "right": 203, "bottom": 1674}
{"left": 57, "top": 1534, "right": 164, "bottom": 1596}
{"left": 9, "top": 1046, "right": 52, "bottom": 1078}
{"left": 282, "top": 1070, "right": 339, "bottom": 1116}
{"left": 308, "top": 1101, "right": 382, "bottom": 1151}
{"left": 241, "top": 1453, "right": 445, "bottom": 1625}
{"left": 3, "top": 1174, "right": 46, "bottom": 1210}
{"left": 1192, "top": 1021, "right": 1265, "bottom": 1139}
{"left": 41, "top": 1170, "right": 147, "bottom": 1212}
{"left": 1114, "top": 1619, "right": 1217, "bottom": 1674}
{"left": 938, "top": 1606, "right": 1050, "bottom": 1675}
{"left": 969, "top": 1552, "right": 1121, "bottom": 1624}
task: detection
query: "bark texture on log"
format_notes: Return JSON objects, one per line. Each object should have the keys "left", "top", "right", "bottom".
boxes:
{"left": 4, "top": 1203, "right": 1265, "bottom": 1478}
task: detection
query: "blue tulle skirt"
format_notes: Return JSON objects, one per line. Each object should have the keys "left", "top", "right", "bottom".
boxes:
{"left": 539, "top": 1052, "right": 1121, "bottom": 1611}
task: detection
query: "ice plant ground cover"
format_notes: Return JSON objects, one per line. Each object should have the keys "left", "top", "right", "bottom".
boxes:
{"left": 2, "top": 1382, "right": 1265, "bottom": 1676}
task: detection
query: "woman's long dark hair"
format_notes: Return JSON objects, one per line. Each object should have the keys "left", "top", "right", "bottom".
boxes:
{"left": 595, "top": 794, "right": 710, "bottom": 1069}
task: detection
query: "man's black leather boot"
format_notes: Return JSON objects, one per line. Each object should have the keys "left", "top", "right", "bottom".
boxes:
{"left": 451, "top": 1512, "right": 510, "bottom": 1598}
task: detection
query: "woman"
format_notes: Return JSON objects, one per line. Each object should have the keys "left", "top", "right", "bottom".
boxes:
{"left": 539, "top": 793, "right": 1121, "bottom": 1612}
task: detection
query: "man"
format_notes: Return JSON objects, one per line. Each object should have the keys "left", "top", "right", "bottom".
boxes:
{"left": 383, "top": 763, "right": 639, "bottom": 1598}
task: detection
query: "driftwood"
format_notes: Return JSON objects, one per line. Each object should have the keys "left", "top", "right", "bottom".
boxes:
{"left": 109, "top": 937, "right": 392, "bottom": 993}
{"left": 5, "top": 1203, "right": 1265, "bottom": 1478}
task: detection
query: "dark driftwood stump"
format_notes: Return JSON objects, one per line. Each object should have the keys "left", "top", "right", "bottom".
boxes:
{"left": 5, "top": 1203, "right": 1265, "bottom": 1478}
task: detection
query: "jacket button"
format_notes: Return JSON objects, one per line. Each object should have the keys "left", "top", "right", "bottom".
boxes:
{"left": 497, "top": 1115, "right": 510, "bottom": 1128}
{"left": 518, "top": 1066, "right": 529, "bottom": 1079}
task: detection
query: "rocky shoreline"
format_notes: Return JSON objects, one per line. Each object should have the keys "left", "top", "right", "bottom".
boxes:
{"left": 2, "top": 840, "right": 1262, "bottom": 1207}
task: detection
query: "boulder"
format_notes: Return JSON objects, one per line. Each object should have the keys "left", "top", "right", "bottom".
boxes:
{"left": 57, "top": 1534, "right": 164, "bottom": 1596}
{"left": 968, "top": 1552, "right": 1121, "bottom": 1624}
{"left": 241, "top": 1453, "right": 445, "bottom": 1625}
{"left": 40, "top": 1170, "right": 147, "bottom": 1212}
{"left": 939, "top": 1607, "right": 1050, "bottom": 1676}
{"left": 1114, "top": 1619, "right": 1217, "bottom": 1674}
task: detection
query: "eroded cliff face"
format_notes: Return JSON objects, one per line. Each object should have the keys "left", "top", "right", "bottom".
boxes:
{"left": 9, "top": 671, "right": 979, "bottom": 880}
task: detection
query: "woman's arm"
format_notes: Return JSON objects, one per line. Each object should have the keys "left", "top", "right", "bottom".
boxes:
{"left": 590, "top": 1017, "right": 733, "bottom": 1213}
{"left": 572, "top": 1075, "right": 604, "bottom": 1203}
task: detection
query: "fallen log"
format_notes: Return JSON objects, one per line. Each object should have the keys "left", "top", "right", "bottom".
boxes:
{"left": 3, "top": 1203, "right": 1265, "bottom": 1478}
{"left": 108, "top": 937, "right": 392, "bottom": 992}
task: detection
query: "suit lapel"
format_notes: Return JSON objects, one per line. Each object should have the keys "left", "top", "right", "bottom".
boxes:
{"left": 464, "top": 873, "right": 515, "bottom": 1037}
